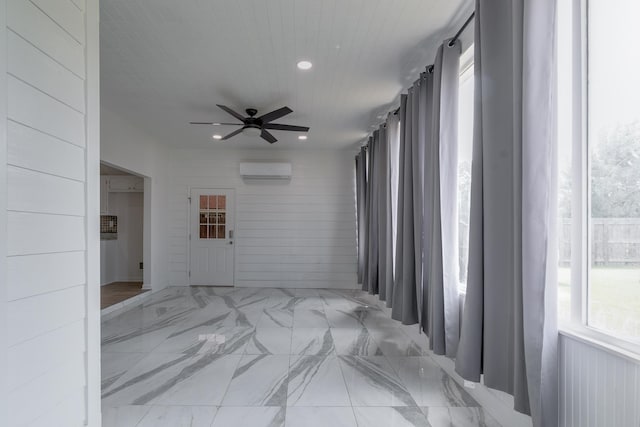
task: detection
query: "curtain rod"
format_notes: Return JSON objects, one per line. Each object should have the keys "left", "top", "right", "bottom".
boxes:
{"left": 391, "top": 12, "right": 475, "bottom": 116}
{"left": 448, "top": 12, "right": 475, "bottom": 47}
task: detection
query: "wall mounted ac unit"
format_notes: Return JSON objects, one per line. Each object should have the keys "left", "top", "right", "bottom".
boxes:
{"left": 239, "top": 162, "right": 292, "bottom": 180}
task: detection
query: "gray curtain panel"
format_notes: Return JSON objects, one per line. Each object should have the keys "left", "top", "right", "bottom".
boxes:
{"left": 421, "top": 69, "right": 435, "bottom": 331}
{"left": 377, "top": 124, "right": 393, "bottom": 302}
{"left": 426, "top": 40, "right": 461, "bottom": 357}
{"left": 392, "top": 91, "right": 419, "bottom": 324}
{"left": 355, "top": 147, "right": 367, "bottom": 284}
{"left": 361, "top": 139, "right": 372, "bottom": 291}
{"left": 386, "top": 113, "right": 401, "bottom": 307}
{"left": 365, "top": 133, "right": 379, "bottom": 294}
{"left": 455, "top": 1, "right": 558, "bottom": 426}
{"left": 411, "top": 79, "right": 425, "bottom": 327}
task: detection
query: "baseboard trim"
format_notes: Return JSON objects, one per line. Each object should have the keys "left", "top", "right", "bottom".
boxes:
{"left": 100, "top": 289, "right": 152, "bottom": 321}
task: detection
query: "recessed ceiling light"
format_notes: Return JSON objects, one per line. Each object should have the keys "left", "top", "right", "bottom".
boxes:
{"left": 297, "top": 60, "right": 312, "bottom": 70}
{"left": 212, "top": 134, "right": 223, "bottom": 140}
{"left": 298, "top": 135, "right": 308, "bottom": 140}
{"left": 212, "top": 123, "right": 221, "bottom": 126}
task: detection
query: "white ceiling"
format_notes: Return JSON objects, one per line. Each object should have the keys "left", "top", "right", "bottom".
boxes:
{"left": 101, "top": 0, "right": 471, "bottom": 150}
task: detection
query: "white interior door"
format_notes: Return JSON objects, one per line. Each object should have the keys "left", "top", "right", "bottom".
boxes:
{"left": 190, "top": 188, "right": 235, "bottom": 286}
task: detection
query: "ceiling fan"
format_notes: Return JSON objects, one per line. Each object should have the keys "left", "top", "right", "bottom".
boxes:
{"left": 190, "top": 104, "right": 310, "bottom": 144}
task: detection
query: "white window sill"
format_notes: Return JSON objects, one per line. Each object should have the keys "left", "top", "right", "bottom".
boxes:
{"left": 558, "top": 325, "right": 640, "bottom": 364}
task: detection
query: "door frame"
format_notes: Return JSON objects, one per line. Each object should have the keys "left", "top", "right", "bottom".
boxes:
{"left": 188, "top": 187, "right": 236, "bottom": 286}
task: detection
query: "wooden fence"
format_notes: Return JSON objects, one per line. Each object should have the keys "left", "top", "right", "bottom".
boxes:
{"left": 559, "top": 218, "right": 640, "bottom": 266}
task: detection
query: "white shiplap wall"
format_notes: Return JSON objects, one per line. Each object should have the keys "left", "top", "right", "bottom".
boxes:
{"left": 3, "top": 0, "right": 99, "bottom": 425}
{"left": 167, "top": 148, "right": 358, "bottom": 289}
{"left": 560, "top": 334, "right": 640, "bottom": 427}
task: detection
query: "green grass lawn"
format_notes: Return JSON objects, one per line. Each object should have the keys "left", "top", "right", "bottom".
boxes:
{"left": 558, "top": 267, "right": 640, "bottom": 340}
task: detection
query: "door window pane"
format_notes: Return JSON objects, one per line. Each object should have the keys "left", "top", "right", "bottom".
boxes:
{"left": 197, "top": 193, "right": 229, "bottom": 240}
{"left": 588, "top": 0, "right": 640, "bottom": 340}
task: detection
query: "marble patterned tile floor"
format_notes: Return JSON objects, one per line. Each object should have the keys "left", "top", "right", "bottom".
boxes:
{"left": 102, "top": 286, "right": 502, "bottom": 427}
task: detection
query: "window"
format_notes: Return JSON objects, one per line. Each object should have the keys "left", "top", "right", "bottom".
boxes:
{"left": 587, "top": 0, "right": 640, "bottom": 341}
{"left": 199, "top": 194, "right": 227, "bottom": 239}
{"left": 558, "top": 0, "right": 640, "bottom": 348}
{"left": 457, "top": 45, "right": 474, "bottom": 291}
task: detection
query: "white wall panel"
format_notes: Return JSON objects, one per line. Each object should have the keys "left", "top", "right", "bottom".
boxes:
{"left": 167, "top": 148, "right": 358, "bottom": 289}
{"left": 28, "top": 387, "right": 86, "bottom": 427}
{"left": 2, "top": 0, "right": 94, "bottom": 423}
{"left": 7, "top": 320, "right": 84, "bottom": 390}
{"left": 7, "top": 212, "right": 85, "bottom": 256}
{"left": 7, "top": 120, "right": 85, "bottom": 181}
{"left": 100, "top": 191, "right": 144, "bottom": 284}
{"left": 29, "top": 0, "right": 85, "bottom": 42}
{"left": 6, "top": 285, "right": 85, "bottom": 347}
{"left": 7, "top": 352, "right": 86, "bottom": 426}
{"left": 8, "top": 166, "right": 84, "bottom": 215}
{"left": 6, "top": 0, "right": 84, "bottom": 77}
{"left": 7, "top": 76, "right": 84, "bottom": 147}
{"left": 7, "top": 31, "right": 84, "bottom": 112}
{"left": 7, "top": 251, "right": 85, "bottom": 301}
{"left": 559, "top": 334, "right": 640, "bottom": 427}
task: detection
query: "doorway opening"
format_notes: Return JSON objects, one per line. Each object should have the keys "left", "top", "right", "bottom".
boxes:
{"left": 100, "top": 162, "right": 148, "bottom": 309}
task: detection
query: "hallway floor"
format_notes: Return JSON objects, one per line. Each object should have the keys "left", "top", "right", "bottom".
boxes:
{"left": 101, "top": 281, "right": 147, "bottom": 309}
{"left": 101, "top": 287, "right": 501, "bottom": 427}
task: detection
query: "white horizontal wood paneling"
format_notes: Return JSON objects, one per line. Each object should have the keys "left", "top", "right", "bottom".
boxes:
{"left": 70, "top": 0, "right": 85, "bottom": 11}
{"left": 237, "top": 245, "right": 356, "bottom": 256}
{"left": 8, "top": 166, "right": 84, "bottom": 215}
{"left": 239, "top": 263, "right": 355, "bottom": 273}
{"left": 559, "top": 334, "right": 640, "bottom": 427}
{"left": 7, "top": 251, "right": 86, "bottom": 301}
{"left": 7, "top": 120, "right": 85, "bottom": 181}
{"left": 7, "top": 31, "right": 84, "bottom": 112}
{"left": 7, "top": 320, "right": 84, "bottom": 390}
{"left": 29, "top": 0, "right": 85, "bottom": 42}
{"left": 238, "top": 254, "right": 357, "bottom": 264}
{"left": 7, "top": 76, "right": 85, "bottom": 147}
{"left": 29, "top": 387, "right": 86, "bottom": 427}
{"left": 6, "top": 0, "right": 84, "bottom": 77}
{"left": 238, "top": 211, "right": 352, "bottom": 222}
{"left": 7, "top": 212, "right": 85, "bottom": 256}
{"left": 167, "top": 148, "right": 358, "bottom": 288}
{"left": 6, "top": 285, "right": 85, "bottom": 346}
{"left": 3, "top": 0, "right": 92, "bottom": 423}
{"left": 7, "top": 352, "right": 86, "bottom": 426}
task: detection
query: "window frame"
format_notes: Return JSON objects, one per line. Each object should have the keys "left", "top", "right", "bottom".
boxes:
{"left": 561, "top": 0, "right": 640, "bottom": 356}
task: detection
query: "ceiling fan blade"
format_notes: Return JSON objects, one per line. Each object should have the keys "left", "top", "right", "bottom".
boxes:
{"left": 257, "top": 106, "right": 293, "bottom": 123}
{"left": 260, "top": 129, "right": 278, "bottom": 144}
{"left": 263, "top": 123, "right": 310, "bottom": 132}
{"left": 221, "top": 128, "right": 244, "bottom": 140}
{"left": 189, "top": 122, "right": 242, "bottom": 125}
{"left": 217, "top": 104, "right": 247, "bottom": 122}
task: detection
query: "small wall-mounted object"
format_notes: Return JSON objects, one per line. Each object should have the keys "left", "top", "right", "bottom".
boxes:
{"left": 239, "top": 162, "right": 292, "bottom": 180}
{"left": 100, "top": 215, "right": 118, "bottom": 240}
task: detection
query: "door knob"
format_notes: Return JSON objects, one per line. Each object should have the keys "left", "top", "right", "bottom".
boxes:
{"left": 229, "top": 241, "right": 233, "bottom": 245}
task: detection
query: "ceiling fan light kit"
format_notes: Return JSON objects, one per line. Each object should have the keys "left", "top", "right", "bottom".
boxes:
{"left": 190, "top": 105, "right": 310, "bottom": 144}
